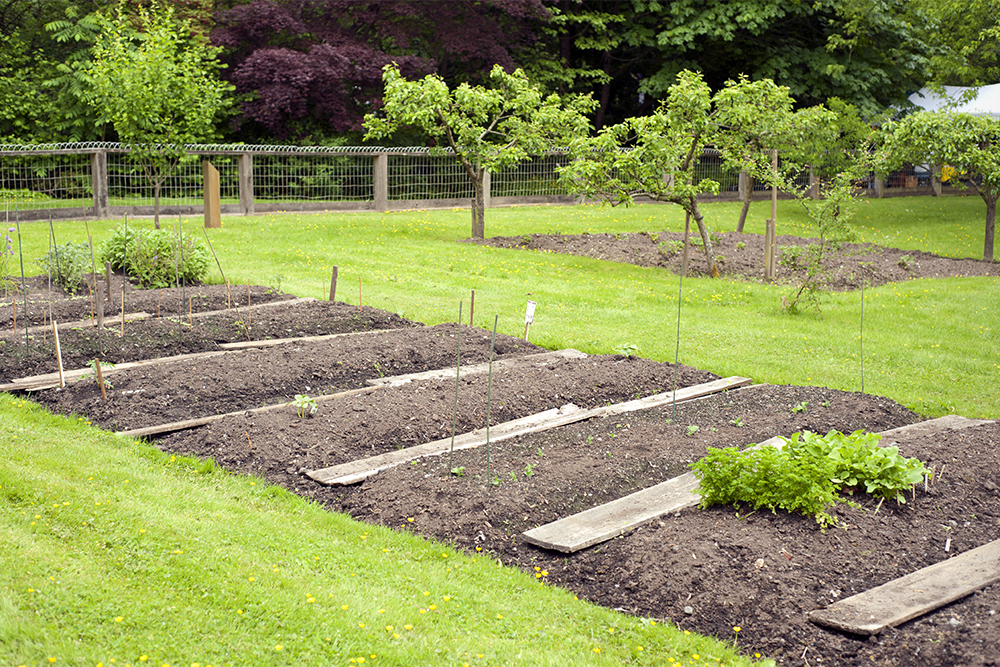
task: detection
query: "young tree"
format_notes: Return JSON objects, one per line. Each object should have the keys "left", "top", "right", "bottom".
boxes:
{"left": 364, "top": 63, "right": 595, "bottom": 239}
{"left": 887, "top": 111, "right": 1000, "bottom": 262}
{"left": 88, "top": 1, "right": 232, "bottom": 228}
{"left": 558, "top": 70, "right": 833, "bottom": 276}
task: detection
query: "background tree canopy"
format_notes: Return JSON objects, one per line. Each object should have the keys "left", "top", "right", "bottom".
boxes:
{"left": 1, "top": 0, "right": 998, "bottom": 145}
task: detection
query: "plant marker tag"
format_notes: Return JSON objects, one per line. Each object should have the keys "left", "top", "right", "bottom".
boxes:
{"left": 524, "top": 300, "right": 536, "bottom": 340}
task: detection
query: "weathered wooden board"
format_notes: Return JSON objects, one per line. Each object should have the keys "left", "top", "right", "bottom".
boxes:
{"left": 366, "top": 349, "right": 589, "bottom": 387}
{"left": 308, "top": 403, "right": 590, "bottom": 486}
{"left": 119, "top": 385, "right": 380, "bottom": 439}
{"left": 521, "top": 415, "right": 994, "bottom": 554}
{"left": 808, "top": 538, "right": 1000, "bottom": 635}
{"left": 521, "top": 436, "right": 783, "bottom": 553}
{"left": 1, "top": 349, "right": 237, "bottom": 392}
{"left": 23, "top": 311, "right": 151, "bottom": 335}
{"left": 219, "top": 327, "right": 389, "bottom": 350}
{"left": 307, "top": 376, "right": 753, "bottom": 486}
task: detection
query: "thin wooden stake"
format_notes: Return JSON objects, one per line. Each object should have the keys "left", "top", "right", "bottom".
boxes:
{"left": 245, "top": 431, "right": 253, "bottom": 450}
{"left": 359, "top": 276, "right": 362, "bottom": 312}
{"left": 247, "top": 280, "right": 252, "bottom": 325}
{"left": 448, "top": 302, "right": 463, "bottom": 472}
{"left": 226, "top": 279, "right": 232, "bottom": 316}
{"left": 329, "top": 266, "right": 338, "bottom": 301}
{"left": 120, "top": 282, "right": 125, "bottom": 338}
{"left": 485, "top": 315, "right": 498, "bottom": 487}
{"left": 94, "top": 359, "right": 108, "bottom": 401}
{"left": 52, "top": 320, "right": 65, "bottom": 388}
{"left": 88, "top": 281, "right": 95, "bottom": 325}
{"left": 105, "top": 260, "right": 112, "bottom": 302}
{"left": 157, "top": 288, "right": 161, "bottom": 318}
{"left": 189, "top": 296, "right": 193, "bottom": 328}
{"left": 469, "top": 289, "right": 475, "bottom": 326}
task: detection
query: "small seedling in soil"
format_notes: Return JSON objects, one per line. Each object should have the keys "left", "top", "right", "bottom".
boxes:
{"left": 535, "top": 448, "right": 544, "bottom": 457}
{"left": 687, "top": 424, "right": 700, "bottom": 436}
{"left": 524, "top": 463, "right": 535, "bottom": 477}
{"left": 898, "top": 255, "right": 913, "bottom": 270}
{"left": 791, "top": 401, "right": 809, "bottom": 414}
{"left": 509, "top": 471, "right": 518, "bottom": 481}
{"left": 613, "top": 342, "right": 638, "bottom": 357}
{"left": 450, "top": 466, "right": 465, "bottom": 477}
{"left": 736, "top": 241, "right": 746, "bottom": 250}
{"left": 288, "top": 394, "right": 317, "bottom": 418}
{"left": 822, "top": 400, "right": 832, "bottom": 408}
{"left": 81, "top": 359, "right": 115, "bottom": 389}
{"left": 729, "top": 417, "right": 744, "bottom": 427}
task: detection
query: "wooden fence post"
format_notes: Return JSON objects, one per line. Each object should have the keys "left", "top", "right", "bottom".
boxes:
{"left": 374, "top": 153, "right": 388, "bottom": 212}
{"left": 237, "top": 153, "right": 255, "bottom": 215}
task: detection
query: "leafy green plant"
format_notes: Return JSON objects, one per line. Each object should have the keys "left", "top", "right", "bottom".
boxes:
{"left": 80, "top": 359, "right": 115, "bottom": 389}
{"left": 791, "top": 401, "right": 809, "bottom": 414}
{"left": 729, "top": 416, "right": 744, "bottom": 427}
{"left": 613, "top": 342, "right": 638, "bottom": 357}
{"left": 898, "top": 255, "right": 913, "bottom": 270}
{"left": 524, "top": 463, "right": 535, "bottom": 477}
{"left": 100, "top": 225, "right": 210, "bottom": 289}
{"left": 288, "top": 394, "right": 317, "bottom": 418}
{"left": 450, "top": 466, "right": 465, "bottom": 477}
{"left": 687, "top": 424, "right": 700, "bottom": 436}
{"left": 690, "top": 429, "right": 932, "bottom": 528}
{"left": 36, "top": 241, "right": 91, "bottom": 294}
{"left": 657, "top": 239, "right": 684, "bottom": 256}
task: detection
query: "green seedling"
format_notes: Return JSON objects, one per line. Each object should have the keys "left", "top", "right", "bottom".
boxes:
{"left": 81, "top": 359, "right": 115, "bottom": 389}
{"left": 687, "top": 424, "right": 700, "bottom": 436}
{"left": 524, "top": 463, "right": 535, "bottom": 477}
{"left": 613, "top": 342, "right": 638, "bottom": 357}
{"left": 729, "top": 417, "right": 744, "bottom": 427}
{"left": 288, "top": 394, "right": 317, "bottom": 418}
{"left": 791, "top": 401, "right": 809, "bottom": 414}
{"left": 450, "top": 466, "right": 465, "bottom": 477}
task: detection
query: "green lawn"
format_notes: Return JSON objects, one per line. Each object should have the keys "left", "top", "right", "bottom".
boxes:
{"left": 2, "top": 194, "right": 997, "bottom": 666}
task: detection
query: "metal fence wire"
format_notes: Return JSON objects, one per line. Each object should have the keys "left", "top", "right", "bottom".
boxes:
{"left": 0, "top": 142, "right": 947, "bottom": 220}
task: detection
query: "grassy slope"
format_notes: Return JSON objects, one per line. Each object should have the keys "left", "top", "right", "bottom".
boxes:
{"left": 2, "top": 194, "right": 996, "bottom": 665}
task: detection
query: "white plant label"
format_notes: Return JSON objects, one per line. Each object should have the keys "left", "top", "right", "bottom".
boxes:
{"left": 524, "top": 300, "right": 537, "bottom": 325}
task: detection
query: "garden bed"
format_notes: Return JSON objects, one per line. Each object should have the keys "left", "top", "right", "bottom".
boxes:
{"left": 2, "top": 279, "right": 997, "bottom": 666}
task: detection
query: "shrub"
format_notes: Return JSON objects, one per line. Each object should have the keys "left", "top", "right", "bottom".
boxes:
{"left": 100, "top": 225, "right": 210, "bottom": 288}
{"left": 36, "top": 241, "right": 91, "bottom": 295}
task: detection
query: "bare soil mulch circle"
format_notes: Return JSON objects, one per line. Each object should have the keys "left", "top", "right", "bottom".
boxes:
{"left": 1, "top": 266, "right": 998, "bottom": 667}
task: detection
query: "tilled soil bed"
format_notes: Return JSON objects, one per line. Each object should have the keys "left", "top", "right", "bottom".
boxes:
{"left": 2, "top": 279, "right": 998, "bottom": 667}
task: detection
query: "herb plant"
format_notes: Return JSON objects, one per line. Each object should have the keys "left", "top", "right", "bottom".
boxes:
{"left": 36, "top": 241, "right": 91, "bottom": 294}
{"left": 691, "top": 429, "right": 932, "bottom": 528}
{"left": 100, "top": 225, "right": 210, "bottom": 289}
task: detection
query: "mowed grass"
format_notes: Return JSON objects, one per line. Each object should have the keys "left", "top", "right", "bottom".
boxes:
{"left": 1, "top": 194, "right": 996, "bottom": 666}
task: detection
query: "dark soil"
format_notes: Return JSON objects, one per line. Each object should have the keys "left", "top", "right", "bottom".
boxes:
{"left": 2, "top": 275, "right": 998, "bottom": 667}
{"left": 471, "top": 230, "right": 1000, "bottom": 290}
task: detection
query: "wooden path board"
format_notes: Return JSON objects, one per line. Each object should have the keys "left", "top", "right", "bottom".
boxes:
{"left": 0, "top": 349, "right": 237, "bottom": 392}
{"left": 808, "top": 538, "right": 1000, "bottom": 635}
{"left": 521, "top": 415, "right": 994, "bottom": 554}
{"left": 219, "top": 327, "right": 389, "bottom": 350}
{"left": 22, "top": 311, "right": 152, "bottom": 335}
{"left": 366, "top": 349, "right": 589, "bottom": 387}
{"left": 521, "top": 437, "right": 783, "bottom": 553}
{"left": 307, "top": 376, "right": 752, "bottom": 486}
{"left": 119, "top": 386, "right": 380, "bottom": 438}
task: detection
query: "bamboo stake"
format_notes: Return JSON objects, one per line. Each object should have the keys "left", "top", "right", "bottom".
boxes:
{"left": 189, "top": 296, "right": 193, "bottom": 328}
{"left": 88, "top": 281, "right": 95, "bottom": 325}
{"left": 120, "top": 282, "right": 125, "bottom": 338}
{"left": 94, "top": 359, "right": 107, "bottom": 401}
{"left": 14, "top": 207, "right": 27, "bottom": 352}
{"left": 52, "top": 320, "right": 65, "bottom": 388}
{"left": 247, "top": 280, "right": 252, "bottom": 325}
{"left": 358, "top": 277, "right": 362, "bottom": 312}
{"left": 485, "top": 315, "right": 498, "bottom": 487}
{"left": 448, "top": 302, "right": 463, "bottom": 471}
{"left": 469, "top": 289, "right": 475, "bottom": 326}
{"left": 329, "top": 266, "right": 338, "bottom": 301}
{"left": 157, "top": 289, "right": 161, "bottom": 318}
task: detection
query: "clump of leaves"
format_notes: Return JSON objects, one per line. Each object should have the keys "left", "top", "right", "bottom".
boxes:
{"left": 690, "top": 429, "right": 932, "bottom": 528}
{"left": 36, "top": 242, "right": 91, "bottom": 295}
{"left": 613, "top": 342, "right": 638, "bottom": 357}
{"left": 80, "top": 359, "right": 115, "bottom": 389}
{"left": 100, "top": 225, "right": 210, "bottom": 289}
{"left": 288, "top": 394, "right": 317, "bottom": 418}
{"left": 898, "top": 255, "right": 913, "bottom": 270}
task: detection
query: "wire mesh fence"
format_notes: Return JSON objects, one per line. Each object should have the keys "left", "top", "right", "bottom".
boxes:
{"left": 0, "top": 142, "right": 946, "bottom": 220}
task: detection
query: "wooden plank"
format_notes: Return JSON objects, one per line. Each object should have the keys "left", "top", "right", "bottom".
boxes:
{"left": 808, "top": 538, "right": 1000, "bottom": 635}
{"left": 219, "top": 327, "right": 397, "bottom": 350}
{"left": 119, "top": 385, "right": 380, "bottom": 438}
{"left": 308, "top": 404, "right": 590, "bottom": 486}
{"left": 307, "top": 376, "right": 753, "bottom": 486}
{"left": 1, "top": 349, "right": 237, "bottom": 392}
{"left": 521, "top": 437, "right": 783, "bottom": 553}
{"left": 366, "top": 349, "right": 589, "bottom": 387}
{"left": 584, "top": 376, "right": 753, "bottom": 416}
{"left": 520, "top": 415, "right": 994, "bottom": 554}
{"left": 24, "top": 311, "right": 151, "bottom": 335}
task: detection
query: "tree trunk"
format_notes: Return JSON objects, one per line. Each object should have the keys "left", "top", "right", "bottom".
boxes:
{"left": 985, "top": 193, "right": 996, "bottom": 262}
{"left": 689, "top": 198, "right": 718, "bottom": 277}
{"left": 736, "top": 173, "right": 754, "bottom": 233}
{"left": 471, "top": 178, "right": 486, "bottom": 240}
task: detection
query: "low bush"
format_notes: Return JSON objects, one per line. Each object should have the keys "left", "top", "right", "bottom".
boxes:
{"left": 100, "top": 225, "right": 210, "bottom": 288}
{"left": 35, "top": 241, "right": 91, "bottom": 294}
{"left": 691, "top": 429, "right": 931, "bottom": 528}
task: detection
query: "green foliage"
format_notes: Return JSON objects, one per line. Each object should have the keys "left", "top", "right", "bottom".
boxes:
{"left": 364, "top": 63, "right": 595, "bottom": 239}
{"left": 288, "top": 394, "right": 317, "bottom": 418}
{"left": 35, "top": 241, "right": 90, "bottom": 294}
{"left": 99, "top": 225, "right": 209, "bottom": 289}
{"left": 691, "top": 429, "right": 933, "bottom": 528}
{"left": 87, "top": 1, "right": 232, "bottom": 226}
{"left": 612, "top": 342, "right": 638, "bottom": 357}
{"left": 80, "top": 359, "right": 115, "bottom": 389}
{"left": 559, "top": 70, "right": 834, "bottom": 278}
{"left": 886, "top": 110, "right": 1000, "bottom": 261}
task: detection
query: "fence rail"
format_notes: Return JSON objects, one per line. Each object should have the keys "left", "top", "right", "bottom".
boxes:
{"left": 0, "top": 143, "right": 949, "bottom": 222}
